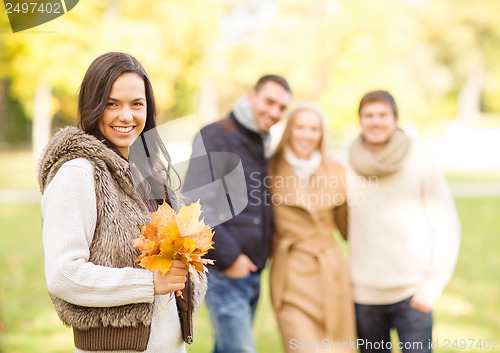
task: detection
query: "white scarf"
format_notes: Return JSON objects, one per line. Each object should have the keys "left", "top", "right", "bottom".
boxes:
{"left": 285, "top": 149, "right": 322, "bottom": 186}
{"left": 232, "top": 95, "right": 272, "bottom": 158}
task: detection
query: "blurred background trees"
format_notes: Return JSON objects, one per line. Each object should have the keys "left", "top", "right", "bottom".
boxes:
{"left": 1, "top": 2, "right": 500, "bottom": 350}
{"left": 1, "top": 0, "right": 499, "bottom": 157}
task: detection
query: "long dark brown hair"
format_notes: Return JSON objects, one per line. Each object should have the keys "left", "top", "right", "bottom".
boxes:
{"left": 78, "top": 52, "right": 179, "bottom": 207}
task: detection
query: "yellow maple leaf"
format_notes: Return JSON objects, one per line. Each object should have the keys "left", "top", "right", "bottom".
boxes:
{"left": 188, "top": 228, "right": 215, "bottom": 252}
{"left": 134, "top": 200, "right": 215, "bottom": 276}
{"left": 141, "top": 254, "right": 174, "bottom": 275}
{"left": 177, "top": 201, "right": 204, "bottom": 236}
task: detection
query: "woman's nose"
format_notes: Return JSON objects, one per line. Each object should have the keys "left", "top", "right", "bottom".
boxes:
{"left": 118, "top": 107, "right": 133, "bottom": 122}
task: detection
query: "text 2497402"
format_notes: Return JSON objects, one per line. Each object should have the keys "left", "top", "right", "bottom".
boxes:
{"left": 5, "top": 1, "right": 62, "bottom": 14}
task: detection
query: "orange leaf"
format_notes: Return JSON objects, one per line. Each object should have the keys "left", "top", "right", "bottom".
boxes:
{"left": 188, "top": 228, "right": 215, "bottom": 253}
{"left": 159, "top": 237, "right": 177, "bottom": 259}
{"left": 150, "top": 201, "right": 177, "bottom": 227}
{"left": 158, "top": 224, "right": 180, "bottom": 241}
{"left": 142, "top": 224, "right": 158, "bottom": 240}
{"left": 134, "top": 201, "right": 215, "bottom": 277}
{"left": 140, "top": 254, "right": 174, "bottom": 275}
{"left": 192, "top": 261, "right": 205, "bottom": 272}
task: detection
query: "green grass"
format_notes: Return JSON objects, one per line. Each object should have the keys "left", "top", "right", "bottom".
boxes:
{"left": 0, "top": 150, "right": 38, "bottom": 190}
{"left": 1, "top": 152, "right": 499, "bottom": 353}
{"left": 433, "top": 198, "right": 500, "bottom": 346}
{"left": 0, "top": 204, "right": 74, "bottom": 352}
{"left": 1, "top": 198, "right": 499, "bottom": 352}
{"left": 189, "top": 270, "right": 284, "bottom": 353}
{"left": 0, "top": 203, "right": 283, "bottom": 353}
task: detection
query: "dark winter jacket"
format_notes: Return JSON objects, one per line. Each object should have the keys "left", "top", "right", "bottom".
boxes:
{"left": 182, "top": 113, "right": 272, "bottom": 271}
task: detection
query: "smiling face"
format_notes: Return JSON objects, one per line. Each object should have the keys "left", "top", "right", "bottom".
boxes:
{"left": 97, "top": 72, "right": 147, "bottom": 158}
{"left": 289, "top": 109, "right": 323, "bottom": 160}
{"left": 248, "top": 81, "right": 292, "bottom": 133}
{"left": 359, "top": 101, "right": 398, "bottom": 153}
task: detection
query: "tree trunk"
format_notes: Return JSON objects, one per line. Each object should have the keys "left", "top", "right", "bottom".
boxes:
{"left": 197, "top": 77, "right": 219, "bottom": 125}
{"left": 0, "top": 80, "right": 7, "bottom": 144}
{"left": 457, "top": 65, "right": 484, "bottom": 123}
{"left": 32, "top": 82, "right": 52, "bottom": 161}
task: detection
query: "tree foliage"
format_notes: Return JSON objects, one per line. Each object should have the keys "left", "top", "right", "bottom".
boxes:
{"left": 1, "top": 0, "right": 499, "bottom": 145}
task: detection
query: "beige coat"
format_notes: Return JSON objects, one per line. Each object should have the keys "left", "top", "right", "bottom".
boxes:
{"left": 270, "top": 160, "right": 356, "bottom": 352}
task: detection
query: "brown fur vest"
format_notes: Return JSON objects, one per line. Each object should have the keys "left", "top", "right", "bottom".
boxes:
{"left": 38, "top": 127, "right": 154, "bottom": 349}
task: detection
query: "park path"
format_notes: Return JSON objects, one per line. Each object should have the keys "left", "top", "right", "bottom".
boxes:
{"left": 2, "top": 183, "right": 500, "bottom": 204}
{"left": 449, "top": 182, "right": 500, "bottom": 197}
{"left": 0, "top": 189, "right": 41, "bottom": 204}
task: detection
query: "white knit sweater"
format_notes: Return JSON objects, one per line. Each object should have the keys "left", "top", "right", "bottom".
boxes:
{"left": 41, "top": 158, "right": 186, "bottom": 353}
{"left": 345, "top": 146, "right": 460, "bottom": 308}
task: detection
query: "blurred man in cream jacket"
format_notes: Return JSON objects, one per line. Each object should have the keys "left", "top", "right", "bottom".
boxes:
{"left": 345, "top": 90, "right": 460, "bottom": 353}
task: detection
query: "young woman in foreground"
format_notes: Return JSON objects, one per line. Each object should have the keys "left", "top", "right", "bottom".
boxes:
{"left": 38, "top": 52, "right": 205, "bottom": 352}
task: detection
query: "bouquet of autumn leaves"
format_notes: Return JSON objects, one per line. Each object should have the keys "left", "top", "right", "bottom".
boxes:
{"left": 133, "top": 200, "right": 215, "bottom": 304}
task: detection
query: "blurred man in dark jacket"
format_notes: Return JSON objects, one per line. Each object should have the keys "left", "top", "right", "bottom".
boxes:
{"left": 183, "top": 75, "right": 292, "bottom": 353}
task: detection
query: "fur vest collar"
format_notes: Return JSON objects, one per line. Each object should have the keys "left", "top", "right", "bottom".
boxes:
{"left": 38, "top": 127, "right": 153, "bottom": 351}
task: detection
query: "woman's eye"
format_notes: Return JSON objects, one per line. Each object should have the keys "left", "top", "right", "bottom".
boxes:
{"left": 106, "top": 102, "right": 116, "bottom": 107}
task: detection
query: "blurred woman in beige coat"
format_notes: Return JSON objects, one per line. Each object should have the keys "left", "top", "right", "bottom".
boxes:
{"left": 269, "top": 103, "right": 356, "bottom": 352}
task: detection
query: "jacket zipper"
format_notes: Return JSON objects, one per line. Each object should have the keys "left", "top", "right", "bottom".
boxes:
{"left": 185, "top": 277, "right": 193, "bottom": 344}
